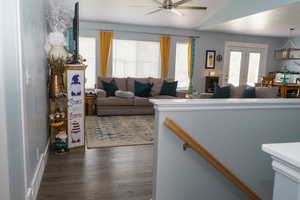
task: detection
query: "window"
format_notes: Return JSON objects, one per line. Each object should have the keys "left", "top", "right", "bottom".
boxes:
{"left": 175, "top": 42, "right": 189, "bottom": 89}
{"left": 79, "top": 37, "right": 96, "bottom": 88}
{"left": 112, "top": 39, "right": 160, "bottom": 78}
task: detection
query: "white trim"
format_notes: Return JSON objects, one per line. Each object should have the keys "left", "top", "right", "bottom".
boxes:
{"left": 223, "top": 41, "right": 269, "bottom": 86}
{"left": 225, "top": 41, "right": 269, "bottom": 49}
{"left": 272, "top": 158, "right": 300, "bottom": 183}
{"left": 150, "top": 99, "right": 300, "bottom": 112}
{"left": 16, "top": 0, "right": 29, "bottom": 193}
{"left": 25, "top": 141, "right": 49, "bottom": 200}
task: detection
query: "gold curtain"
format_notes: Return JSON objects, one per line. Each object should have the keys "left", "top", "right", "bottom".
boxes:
{"left": 187, "top": 38, "right": 194, "bottom": 94}
{"left": 160, "top": 36, "right": 171, "bottom": 79}
{"left": 99, "top": 32, "right": 113, "bottom": 77}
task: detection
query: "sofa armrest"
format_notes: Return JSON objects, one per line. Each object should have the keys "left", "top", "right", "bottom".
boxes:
{"left": 176, "top": 90, "right": 187, "bottom": 98}
{"left": 95, "top": 89, "right": 107, "bottom": 98}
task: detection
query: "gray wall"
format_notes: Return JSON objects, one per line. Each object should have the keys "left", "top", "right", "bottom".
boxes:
{"left": 80, "top": 21, "right": 285, "bottom": 92}
{"left": 0, "top": 4, "right": 11, "bottom": 199}
{"left": 152, "top": 99, "right": 300, "bottom": 200}
{"left": 194, "top": 31, "right": 285, "bottom": 92}
{"left": 20, "top": 0, "right": 49, "bottom": 192}
{"left": 2, "top": 0, "right": 27, "bottom": 199}
{"left": 1, "top": 0, "right": 49, "bottom": 199}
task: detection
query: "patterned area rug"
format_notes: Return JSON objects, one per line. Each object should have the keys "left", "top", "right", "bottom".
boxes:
{"left": 86, "top": 115, "right": 154, "bottom": 149}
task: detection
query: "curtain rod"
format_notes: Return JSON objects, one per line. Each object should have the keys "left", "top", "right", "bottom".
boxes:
{"left": 97, "top": 29, "right": 200, "bottom": 38}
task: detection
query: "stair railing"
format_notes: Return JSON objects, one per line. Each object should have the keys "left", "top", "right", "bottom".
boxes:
{"left": 164, "top": 118, "right": 262, "bottom": 200}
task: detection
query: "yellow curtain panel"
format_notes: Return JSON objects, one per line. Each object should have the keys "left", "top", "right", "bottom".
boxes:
{"left": 99, "top": 32, "right": 113, "bottom": 77}
{"left": 160, "top": 36, "right": 171, "bottom": 79}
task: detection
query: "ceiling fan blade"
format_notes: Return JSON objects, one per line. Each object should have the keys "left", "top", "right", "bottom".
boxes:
{"left": 146, "top": 8, "right": 163, "bottom": 15}
{"left": 176, "top": 6, "right": 207, "bottom": 10}
{"left": 152, "top": 0, "right": 163, "bottom": 5}
{"left": 174, "top": 0, "right": 192, "bottom": 6}
{"left": 171, "top": 9, "right": 183, "bottom": 16}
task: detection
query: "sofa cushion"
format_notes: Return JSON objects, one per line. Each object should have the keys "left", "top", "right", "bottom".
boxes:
{"left": 97, "top": 77, "right": 127, "bottom": 91}
{"left": 160, "top": 80, "right": 178, "bottom": 97}
{"left": 241, "top": 87, "right": 256, "bottom": 98}
{"left": 150, "top": 78, "right": 163, "bottom": 96}
{"left": 134, "top": 97, "right": 152, "bottom": 106}
{"left": 95, "top": 89, "right": 107, "bottom": 98}
{"left": 255, "top": 87, "right": 279, "bottom": 98}
{"left": 102, "top": 79, "right": 119, "bottom": 97}
{"left": 230, "top": 85, "right": 247, "bottom": 98}
{"left": 127, "top": 78, "right": 150, "bottom": 93}
{"left": 211, "top": 85, "right": 231, "bottom": 98}
{"left": 115, "top": 90, "right": 135, "bottom": 98}
{"left": 97, "top": 97, "right": 134, "bottom": 106}
{"left": 134, "top": 80, "right": 153, "bottom": 97}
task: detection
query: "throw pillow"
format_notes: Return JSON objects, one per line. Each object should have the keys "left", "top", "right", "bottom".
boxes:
{"left": 241, "top": 87, "right": 256, "bottom": 98}
{"left": 134, "top": 80, "right": 153, "bottom": 97}
{"left": 115, "top": 90, "right": 135, "bottom": 98}
{"left": 101, "top": 79, "right": 119, "bottom": 97}
{"left": 211, "top": 85, "right": 231, "bottom": 98}
{"left": 160, "top": 80, "right": 178, "bottom": 97}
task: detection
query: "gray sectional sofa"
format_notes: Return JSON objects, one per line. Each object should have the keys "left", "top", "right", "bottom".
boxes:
{"left": 95, "top": 77, "right": 186, "bottom": 116}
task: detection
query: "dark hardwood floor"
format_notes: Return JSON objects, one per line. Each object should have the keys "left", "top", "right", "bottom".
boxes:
{"left": 37, "top": 145, "right": 153, "bottom": 200}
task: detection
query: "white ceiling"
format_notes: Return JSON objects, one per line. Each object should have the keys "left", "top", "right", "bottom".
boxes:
{"left": 202, "top": 2, "right": 300, "bottom": 37}
{"left": 76, "top": 0, "right": 231, "bottom": 29}
{"left": 51, "top": 0, "right": 300, "bottom": 37}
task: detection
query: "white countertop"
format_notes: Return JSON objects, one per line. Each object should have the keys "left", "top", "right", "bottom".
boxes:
{"left": 262, "top": 142, "right": 300, "bottom": 168}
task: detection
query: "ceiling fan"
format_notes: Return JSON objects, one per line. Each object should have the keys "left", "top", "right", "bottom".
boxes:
{"left": 130, "top": 0, "right": 207, "bottom": 16}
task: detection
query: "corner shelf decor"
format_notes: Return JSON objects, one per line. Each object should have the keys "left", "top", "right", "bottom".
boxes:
{"left": 48, "top": 58, "right": 87, "bottom": 152}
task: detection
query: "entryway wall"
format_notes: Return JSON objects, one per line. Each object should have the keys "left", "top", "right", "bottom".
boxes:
{"left": 1, "top": 0, "right": 49, "bottom": 199}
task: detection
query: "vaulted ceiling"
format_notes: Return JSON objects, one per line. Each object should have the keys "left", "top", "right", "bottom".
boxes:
{"left": 78, "top": 0, "right": 230, "bottom": 29}
{"left": 201, "top": 2, "right": 300, "bottom": 37}
{"left": 51, "top": 0, "right": 300, "bottom": 37}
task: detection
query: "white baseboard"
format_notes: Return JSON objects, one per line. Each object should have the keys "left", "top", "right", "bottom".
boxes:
{"left": 25, "top": 140, "right": 50, "bottom": 200}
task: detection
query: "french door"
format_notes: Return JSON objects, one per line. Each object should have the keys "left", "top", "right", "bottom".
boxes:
{"left": 223, "top": 42, "right": 268, "bottom": 87}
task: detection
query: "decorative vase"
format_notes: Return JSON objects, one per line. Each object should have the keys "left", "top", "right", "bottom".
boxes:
{"left": 50, "top": 74, "right": 64, "bottom": 98}
{"left": 49, "top": 45, "right": 68, "bottom": 59}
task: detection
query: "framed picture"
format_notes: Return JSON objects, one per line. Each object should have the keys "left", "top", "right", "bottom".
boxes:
{"left": 205, "top": 50, "right": 216, "bottom": 69}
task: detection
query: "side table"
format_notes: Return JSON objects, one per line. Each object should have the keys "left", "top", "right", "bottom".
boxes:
{"left": 85, "top": 95, "right": 96, "bottom": 116}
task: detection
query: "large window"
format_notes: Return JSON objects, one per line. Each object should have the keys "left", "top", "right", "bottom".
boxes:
{"left": 112, "top": 39, "right": 160, "bottom": 78}
{"left": 175, "top": 42, "right": 189, "bottom": 90}
{"left": 79, "top": 37, "right": 96, "bottom": 88}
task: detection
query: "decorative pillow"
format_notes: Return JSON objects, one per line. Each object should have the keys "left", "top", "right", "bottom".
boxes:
{"left": 160, "top": 80, "right": 178, "bottom": 97}
{"left": 101, "top": 79, "right": 119, "bottom": 97}
{"left": 115, "top": 90, "right": 135, "bottom": 98}
{"left": 211, "top": 85, "right": 231, "bottom": 98}
{"left": 134, "top": 80, "right": 153, "bottom": 97}
{"left": 241, "top": 87, "right": 256, "bottom": 98}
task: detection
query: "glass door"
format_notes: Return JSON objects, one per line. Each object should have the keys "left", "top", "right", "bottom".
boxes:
{"left": 246, "top": 52, "right": 262, "bottom": 86}
{"left": 224, "top": 46, "right": 264, "bottom": 87}
{"left": 227, "top": 50, "right": 243, "bottom": 86}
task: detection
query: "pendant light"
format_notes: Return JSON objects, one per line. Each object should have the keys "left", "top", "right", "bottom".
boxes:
{"left": 275, "top": 28, "right": 300, "bottom": 60}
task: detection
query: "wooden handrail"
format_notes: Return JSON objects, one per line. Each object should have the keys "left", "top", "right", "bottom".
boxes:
{"left": 164, "top": 118, "right": 262, "bottom": 200}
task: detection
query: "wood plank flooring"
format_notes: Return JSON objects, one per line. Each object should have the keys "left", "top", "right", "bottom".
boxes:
{"left": 37, "top": 145, "right": 153, "bottom": 200}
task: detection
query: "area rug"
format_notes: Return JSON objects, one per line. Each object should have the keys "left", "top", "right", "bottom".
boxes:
{"left": 86, "top": 115, "right": 154, "bottom": 149}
